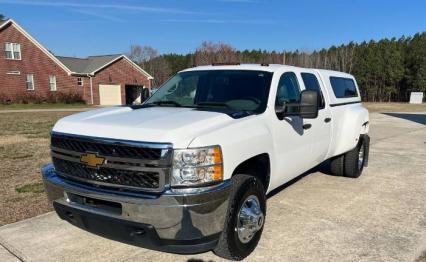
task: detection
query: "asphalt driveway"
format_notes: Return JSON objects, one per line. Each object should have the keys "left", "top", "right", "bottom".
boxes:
{"left": 0, "top": 112, "right": 425, "bottom": 262}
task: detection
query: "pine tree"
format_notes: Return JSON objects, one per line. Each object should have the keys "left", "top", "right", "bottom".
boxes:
{"left": 406, "top": 33, "right": 426, "bottom": 93}
{"left": 130, "top": 32, "right": 426, "bottom": 101}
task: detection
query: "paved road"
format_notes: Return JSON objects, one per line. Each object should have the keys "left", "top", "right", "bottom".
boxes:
{"left": 0, "top": 112, "right": 425, "bottom": 262}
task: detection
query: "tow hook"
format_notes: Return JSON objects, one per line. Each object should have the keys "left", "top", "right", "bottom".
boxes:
{"left": 65, "top": 211, "right": 77, "bottom": 224}
{"left": 130, "top": 229, "right": 145, "bottom": 237}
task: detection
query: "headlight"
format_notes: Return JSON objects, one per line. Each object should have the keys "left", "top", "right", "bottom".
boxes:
{"left": 172, "top": 145, "right": 223, "bottom": 187}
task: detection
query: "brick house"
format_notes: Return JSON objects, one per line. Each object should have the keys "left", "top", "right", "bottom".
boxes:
{"left": 0, "top": 19, "right": 153, "bottom": 105}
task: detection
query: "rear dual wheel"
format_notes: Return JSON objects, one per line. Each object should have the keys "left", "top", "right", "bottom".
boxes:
{"left": 330, "top": 136, "right": 366, "bottom": 178}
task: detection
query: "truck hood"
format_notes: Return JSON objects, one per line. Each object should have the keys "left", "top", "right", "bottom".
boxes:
{"left": 52, "top": 106, "right": 236, "bottom": 148}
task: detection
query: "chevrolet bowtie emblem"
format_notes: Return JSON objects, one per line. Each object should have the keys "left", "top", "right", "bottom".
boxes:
{"left": 80, "top": 153, "right": 105, "bottom": 168}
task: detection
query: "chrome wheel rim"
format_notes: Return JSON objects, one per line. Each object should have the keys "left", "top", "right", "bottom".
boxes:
{"left": 236, "top": 195, "right": 264, "bottom": 243}
{"left": 358, "top": 145, "right": 365, "bottom": 170}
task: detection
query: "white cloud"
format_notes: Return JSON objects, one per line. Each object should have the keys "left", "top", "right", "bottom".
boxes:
{"left": 71, "top": 9, "right": 125, "bottom": 23}
{"left": 157, "top": 18, "right": 277, "bottom": 24}
{"left": 217, "top": 0, "right": 259, "bottom": 3}
{"left": 0, "top": 0, "right": 199, "bottom": 14}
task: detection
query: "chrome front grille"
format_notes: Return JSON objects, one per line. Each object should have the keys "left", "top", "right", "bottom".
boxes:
{"left": 50, "top": 133, "right": 173, "bottom": 192}
{"left": 52, "top": 157, "right": 161, "bottom": 189}
{"left": 51, "top": 135, "right": 164, "bottom": 160}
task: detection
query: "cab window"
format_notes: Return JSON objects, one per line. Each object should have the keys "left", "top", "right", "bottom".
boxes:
{"left": 301, "top": 73, "right": 325, "bottom": 109}
{"left": 275, "top": 72, "right": 300, "bottom": 105}
{"left": 329, "top": 77, "right": 358, "bottom": 98}
{"left": 275, "top": 72, "right": 300, "bottom": 116}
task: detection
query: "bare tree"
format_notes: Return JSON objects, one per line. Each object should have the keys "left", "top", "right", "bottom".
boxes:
{"left": 128, "top": 45, "right": 158, "bottom": 67}
{"left": 194, "top": 41, "right": 237, "bottom": 65}
{"left": 127, "top": 45, "right": 171, "bottom": 87}
{"left": 147, "top": 56, "right": 172, "bottom": 87}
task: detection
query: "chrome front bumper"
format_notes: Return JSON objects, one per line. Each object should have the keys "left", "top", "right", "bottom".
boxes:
{"left": 42, "top": 164, "right": 231, "bottom": 253}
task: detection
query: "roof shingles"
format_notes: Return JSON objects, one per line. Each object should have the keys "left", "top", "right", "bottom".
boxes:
{"left": 56, "top": 54, "right": 122, "bottom": 74}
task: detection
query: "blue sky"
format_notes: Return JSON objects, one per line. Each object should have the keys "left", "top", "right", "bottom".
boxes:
{"left": 1, "top": 0, "right": 426, "bottom": 57}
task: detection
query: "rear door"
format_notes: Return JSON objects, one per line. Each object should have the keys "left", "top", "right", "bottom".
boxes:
{"left": 299, "top": 71, "right": 332, "bottom": 164}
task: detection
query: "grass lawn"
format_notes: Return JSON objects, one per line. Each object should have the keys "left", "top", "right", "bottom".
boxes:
{"left": 0, "top": 111, "right": 75, "bottom": 225}
{"left": 363, "top": 102, "right": 426, "bottom": 112}
{"left": 0, "top": 103, "right": 90, "bottom": 110}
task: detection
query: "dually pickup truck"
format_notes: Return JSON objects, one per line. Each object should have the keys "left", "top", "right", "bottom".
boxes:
{"left": 42, "top": 64, "right": 370, "bottom": 260}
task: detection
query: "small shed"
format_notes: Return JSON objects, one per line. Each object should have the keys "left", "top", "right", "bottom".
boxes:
{"left": 409, "top": 92, "right": 424, "bottom": 104}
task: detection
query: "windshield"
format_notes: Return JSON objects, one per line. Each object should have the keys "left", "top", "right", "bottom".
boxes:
{"left": 145, "top": 70, "right": 273, "bottom": 114}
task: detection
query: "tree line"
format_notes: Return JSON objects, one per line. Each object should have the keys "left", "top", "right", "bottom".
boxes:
{"left": 129, "top": 33, "right": 426, "bottom": 102}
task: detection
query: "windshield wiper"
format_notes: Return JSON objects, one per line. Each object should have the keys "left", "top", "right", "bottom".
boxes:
{"left": 146, "top": 101, "right": 182, "bottom": 107}
{"left": 196, "top": 102, "right": 230, "bottom": 109}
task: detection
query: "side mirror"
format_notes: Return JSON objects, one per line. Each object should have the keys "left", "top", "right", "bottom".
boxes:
{"left": 299, "top": 90, "right": 319, "bottom": 119}
{"left": 275, "top": 90, "right": 319, "bottom": 119}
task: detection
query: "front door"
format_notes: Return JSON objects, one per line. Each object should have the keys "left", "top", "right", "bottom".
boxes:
{"left": 269, "top": 71, "right": 316, "bottom": 188}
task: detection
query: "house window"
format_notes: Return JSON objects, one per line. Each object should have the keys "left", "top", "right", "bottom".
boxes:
{"left": 5, "top": 43, "right": 21, "bottom": 60}
{"left": 77, "top": 77, "right": 83, "bottom": 86}
{"left": 26, "top": 74, "right": 34, "bottom": 90}
{"left": 49, "top": 75, "right": 57, "bottom": 91}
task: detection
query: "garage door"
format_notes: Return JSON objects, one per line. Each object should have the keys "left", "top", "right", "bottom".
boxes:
{"left": 99, "top": 84, "right": 122, "bottom": 105}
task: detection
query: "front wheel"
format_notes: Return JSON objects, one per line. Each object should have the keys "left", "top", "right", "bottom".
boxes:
{"left": 214, "top": 174, "right": 266, "bottom": 261}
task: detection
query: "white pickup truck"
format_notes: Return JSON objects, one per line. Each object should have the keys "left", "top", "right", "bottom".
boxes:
{"left": 42, "top": 64, "right": 370, "bottom": 260}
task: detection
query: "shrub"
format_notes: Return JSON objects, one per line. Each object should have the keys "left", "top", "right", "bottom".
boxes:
{"left": 15, "top": 93, "right": 44, "bottom": 104}
{"left": 4, "top": 91, "right": 86, "bottom": 105}
{"left": 0, "top": 93, "right": 12, "bottom": 104}
{"left": 56, "top": 92, "right": 85, "bottom": 104}
{"left": 16, "top": 93, "right": 35, "bottom": 104}
{"left": 33, "top": 95, "right": 45, "bottom": 104}
{"left": 45, "top": 92, "right": 59, "bottom": 103}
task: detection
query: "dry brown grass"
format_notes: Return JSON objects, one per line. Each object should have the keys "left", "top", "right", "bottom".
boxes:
{"left": 363, "top": 102, "right": 426, "bottom": 112}
{"left": 0, "top": 111, "right": 75, "bottom": 225}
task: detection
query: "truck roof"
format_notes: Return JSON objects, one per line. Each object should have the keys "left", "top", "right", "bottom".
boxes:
{"left": 181, "top": 63, "right": 360, "bottom": 105}
{"left": 181, "top": 64, "right": 354, "bottom": 78}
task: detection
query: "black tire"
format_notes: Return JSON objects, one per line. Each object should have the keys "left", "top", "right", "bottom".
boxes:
{"left": 214, "top": 174, "right": 266, "bottom": 261}
{"left": 344, "top": 137, "right": 366, "bottom": 178}
{"left": 330, "top": 154, "right": 344, "bottom": 176}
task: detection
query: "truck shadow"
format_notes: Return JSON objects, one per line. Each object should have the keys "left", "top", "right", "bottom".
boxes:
{"left": 267, "top": 161, "right": 330, "bottom": 199}
{"left": 382, "top": 112, "right": 426, "bottom": 125}
{"left": 187, "top": 259, "right": 215, "bottom": 262}
{"left": 283, "top": 116, "right": 304, "bottom": 136}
